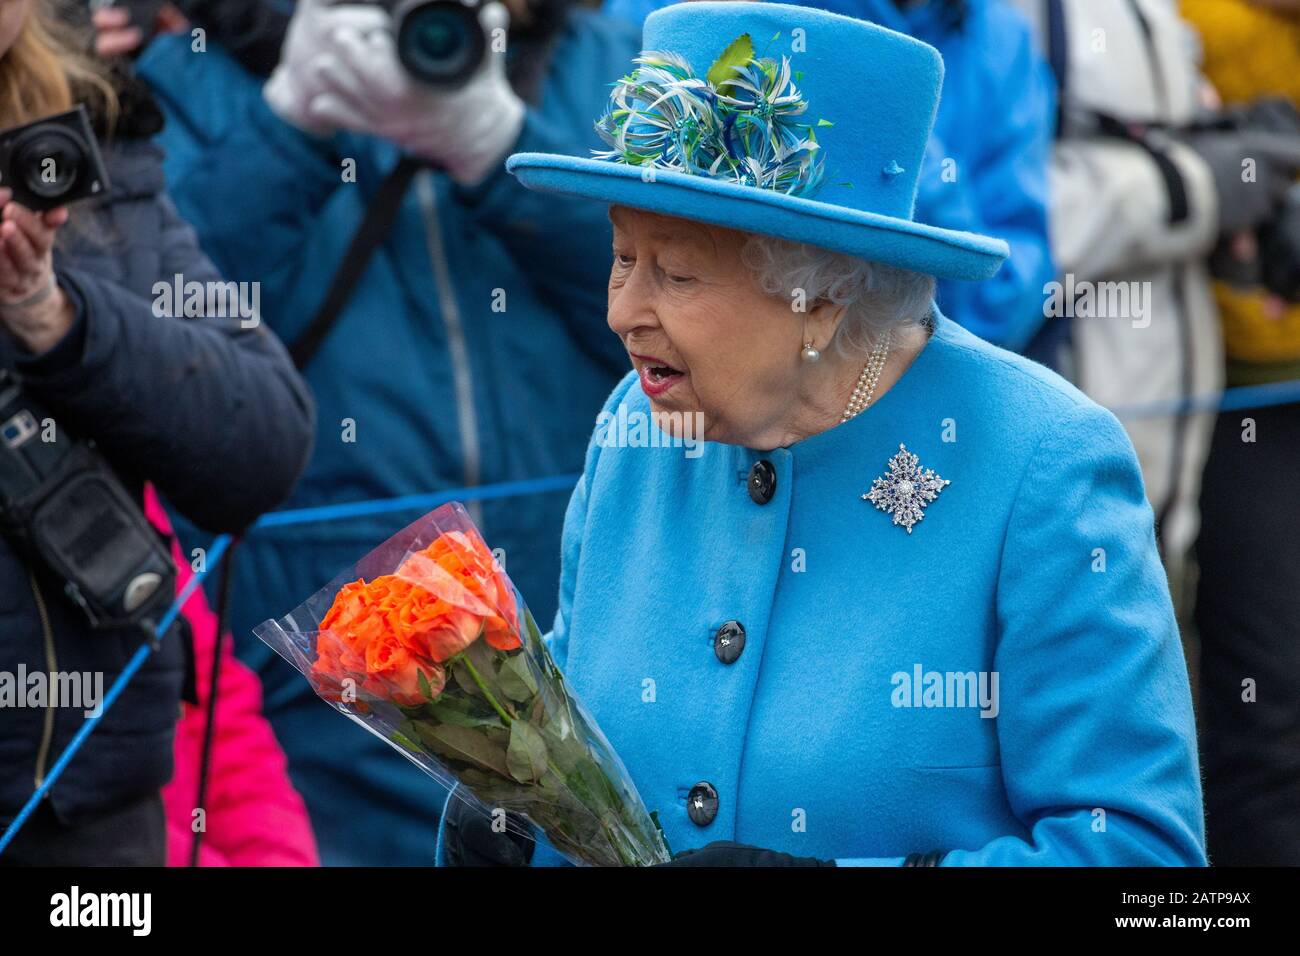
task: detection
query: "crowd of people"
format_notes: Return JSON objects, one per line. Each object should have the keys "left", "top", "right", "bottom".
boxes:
{"left": 0, "top": 0, "right": 1295, "bottom": 867}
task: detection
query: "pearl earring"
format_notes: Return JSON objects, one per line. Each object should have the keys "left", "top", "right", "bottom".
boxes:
{"left": 801, "top": 341, "right": 821, "bottom": 363}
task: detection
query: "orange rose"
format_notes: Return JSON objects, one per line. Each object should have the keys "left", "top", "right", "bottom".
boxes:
{"left": 311, "top": 528, "right": 522, "bottom": 706}
{"left": 407, "top": 530, "right": 520, "bottom": 651}
{"left": 363, "top": 630, "right": 446, "bottom": 706}
{"left": 311, "top": 625, "right": 370, "bottom": 701}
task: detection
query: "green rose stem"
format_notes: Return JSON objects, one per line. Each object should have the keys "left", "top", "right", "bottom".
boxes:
{"left": 451, "top": 652, "right": 516, "bottom": 725}
{"left": 448, "top": 650, "right": 646, "bottom": 866}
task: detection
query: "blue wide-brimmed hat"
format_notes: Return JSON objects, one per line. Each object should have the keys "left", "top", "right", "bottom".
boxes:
{"left": 507, "top": 1, "right": 1008, "bottom": 280}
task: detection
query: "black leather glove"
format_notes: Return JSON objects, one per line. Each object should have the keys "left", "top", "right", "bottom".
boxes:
{"left": 657, "top": 840, "right": 836, "bottom": 867}
{"left": 441, "top": 796, "right": 536, "bottom": 867}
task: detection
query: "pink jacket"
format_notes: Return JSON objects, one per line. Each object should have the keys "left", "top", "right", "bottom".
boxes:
{"left": 148, "top": 490, "right": 319, "bottom": 866}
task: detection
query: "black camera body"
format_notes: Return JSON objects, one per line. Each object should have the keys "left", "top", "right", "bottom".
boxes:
{"left": 0, "top": 105, "right": 111, "bottom": 213}
{"left": 88, "top": 0, "right": 166, "bottom": 41}
{"left": 0, "top": 372, "right": 174, "bottom": 632}
{"left": 1196, "top": 98, "right": 1300, "bottom": 304}
{"left": 374, "top": 0, "right": 490, "bottom": 88}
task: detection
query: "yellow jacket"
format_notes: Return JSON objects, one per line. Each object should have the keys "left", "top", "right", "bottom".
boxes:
{"left": 1182, "top": 0, "right": 1300, "bottom": 374}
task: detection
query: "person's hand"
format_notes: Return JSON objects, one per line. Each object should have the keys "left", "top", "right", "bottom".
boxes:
{"left": 0, "top": 189, "right": 74, "bottom": 354}
{"left": 264, "top": 0, "right": 397, "bottom": 137}
{"left": 657, "top": 841, "right": 836, "bottom": 867}
{"left": 1184, "top": 127, "right": 1300, "bottom": 234}
{"left": 441, "top": 796, "right": 536, "bottom": 866}
{"left": 296, "top": 1, "right": 526, "bottom": 185}
{"left": 91, "top": 3, "right": 187, "bottom": 59}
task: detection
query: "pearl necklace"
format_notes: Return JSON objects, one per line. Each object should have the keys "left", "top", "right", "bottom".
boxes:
{"left": 841, "top": 330, "right": 892, "bottom": 422}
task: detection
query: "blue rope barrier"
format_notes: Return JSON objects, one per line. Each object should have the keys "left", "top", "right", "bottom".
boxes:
{"left": 1110, "top": 377, "right": 1300, "bottom": 421}
{"left": 253, "top": 473, "right": 579, "bottom": 529}
{"left": 4, "top": 372, "right": 1298, "bottom": 856}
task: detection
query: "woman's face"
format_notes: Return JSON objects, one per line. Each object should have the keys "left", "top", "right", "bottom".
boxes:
{"left": 0, "top": 0, "right": 31, "bottom": 61}
{"left": 607, "top": 205, "right": 845, "bottom": 448}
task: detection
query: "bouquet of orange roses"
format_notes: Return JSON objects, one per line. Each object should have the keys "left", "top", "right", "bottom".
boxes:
{"left": 254, "top": 502, "right": 670, "bottom": 866}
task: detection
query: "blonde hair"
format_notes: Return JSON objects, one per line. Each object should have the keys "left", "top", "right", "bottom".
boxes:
{"left": 0, "top": 1, "right": 118, "bottom": 134}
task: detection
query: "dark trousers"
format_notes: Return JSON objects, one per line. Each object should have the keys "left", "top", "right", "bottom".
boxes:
{"left": 0, "top": 792, "right": 166, "bottom": 866}
{"left": 1195, "top": 401, "right": 1300, "bottom": 865}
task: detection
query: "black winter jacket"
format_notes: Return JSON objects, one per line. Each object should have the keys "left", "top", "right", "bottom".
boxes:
{"left": 0, "top": 134, "right": 314, "bottom": 829}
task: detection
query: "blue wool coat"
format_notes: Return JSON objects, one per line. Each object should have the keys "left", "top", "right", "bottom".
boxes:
{"left": 440, "top": 310, "right": 1206, "bottom": 865}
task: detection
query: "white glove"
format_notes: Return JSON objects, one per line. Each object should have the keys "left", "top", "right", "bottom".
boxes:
{"left": 264, "top": 0, "right": 393, "bottom": 136}
{"left": 303, "top": 2, "right": 526, "bottom": 186}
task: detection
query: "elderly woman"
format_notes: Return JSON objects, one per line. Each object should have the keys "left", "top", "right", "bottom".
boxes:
{"left": 439, "top": 1, "right": 1206, "bottom": 866}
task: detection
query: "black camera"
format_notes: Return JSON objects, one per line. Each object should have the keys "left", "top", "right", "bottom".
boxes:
{"left": 0, "top": 105, "right": 111, "bottom": 212}
{"left": 95, "top": 0, "right": 168, "bottom": 44}
{"left": 0, "top": 372, "right": 174, "bottom": 632}
{"left": 1195, "top": 98, "right": 1300, "bottom": 304}
{"left": 384, "top": 0, "right": 490, "bottom": 88}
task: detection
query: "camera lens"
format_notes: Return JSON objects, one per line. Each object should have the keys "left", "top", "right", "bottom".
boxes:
{"left": 394, "top": 0, "right": 486, "bottom": 88}
{"left": 13, "top": 126, "right": 85, "bottom": 203}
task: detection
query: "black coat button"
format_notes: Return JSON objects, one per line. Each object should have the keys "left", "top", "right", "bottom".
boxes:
{"left": 713, "top": 620, "right": 746, "bottom": 664}
{"left": 687, "top": 781, "right": 719, "bottom": 827}
{"left": 748, "top": 460, "right": 777, "bottom": 504}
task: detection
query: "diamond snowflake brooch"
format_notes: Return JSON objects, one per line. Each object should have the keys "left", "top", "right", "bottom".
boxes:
{"left": 863, "top": 444, "right": 950, "bottom": 534}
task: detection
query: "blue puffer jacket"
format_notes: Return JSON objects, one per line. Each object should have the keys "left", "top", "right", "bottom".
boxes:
{"left": 0, "top": 138, "right": 314, "bottom": 833}
{"left": 136, "top": 10, "right": 641, "bottom": 864}
{"left": 602, "top": 0, "right": 1057, "bottom": 350}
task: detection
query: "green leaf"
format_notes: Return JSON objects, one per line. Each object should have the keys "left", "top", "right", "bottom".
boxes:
{"left": 458, "top": 768, "right": 496, "bottom": 790}
{"left": 564, "top": 768, "right": 594, "bottom": 807}
{"left": 817, "top": 118, "right": 834, "bottom": 128}
{"left": 706, "top": 33, "right": 754, "bottom": 91}
{"left": 415, "top": 722, "right": 511, "bottom": 777}
{"left": 424, "top": 696, "right": 501, "bottom": 729}
{"left": 451, "top": 661, "right": 483, "bottom": 698}
{"left": 451, "top": 640, "right": 510, "bottom": 707}
{"left": 524, "top": 608, "right": 545, "bottom": 652}
{"left": 416, "top": 669, "right": 435, "bottom": 701}
{"left": 506, "top": 720, "right": 549, "bottom": 784}
{"left": 465, "top": 633, "right": 499, "bottom": 671}
{"left": 497, "top": 653, "right": 539, "bottom": 703}
{"left": 391, "top": 726, "right": 422, "bottom": 754}
{"left": 545, "top": 728, "right": 587, "bottom": 775}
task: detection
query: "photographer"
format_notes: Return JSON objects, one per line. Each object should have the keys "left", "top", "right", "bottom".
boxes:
{"left": 1010, "top": 0, "right": 1300, "bottom": 604}
{"left": 92, "top": 0, "right": 289, "bottom": 76}
{"left": 130, "top": 0, "right": 639, "bottom": 864}
{"left": 0, "top": 0, "right": 314, "bottom": 865}
{"left": 1182, "top": 0, "right": 1300, "bottom": 866}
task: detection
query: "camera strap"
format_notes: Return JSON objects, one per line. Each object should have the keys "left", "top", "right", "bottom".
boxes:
{"left": 288, "top": 155, "right": 428, "bottom": 371}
